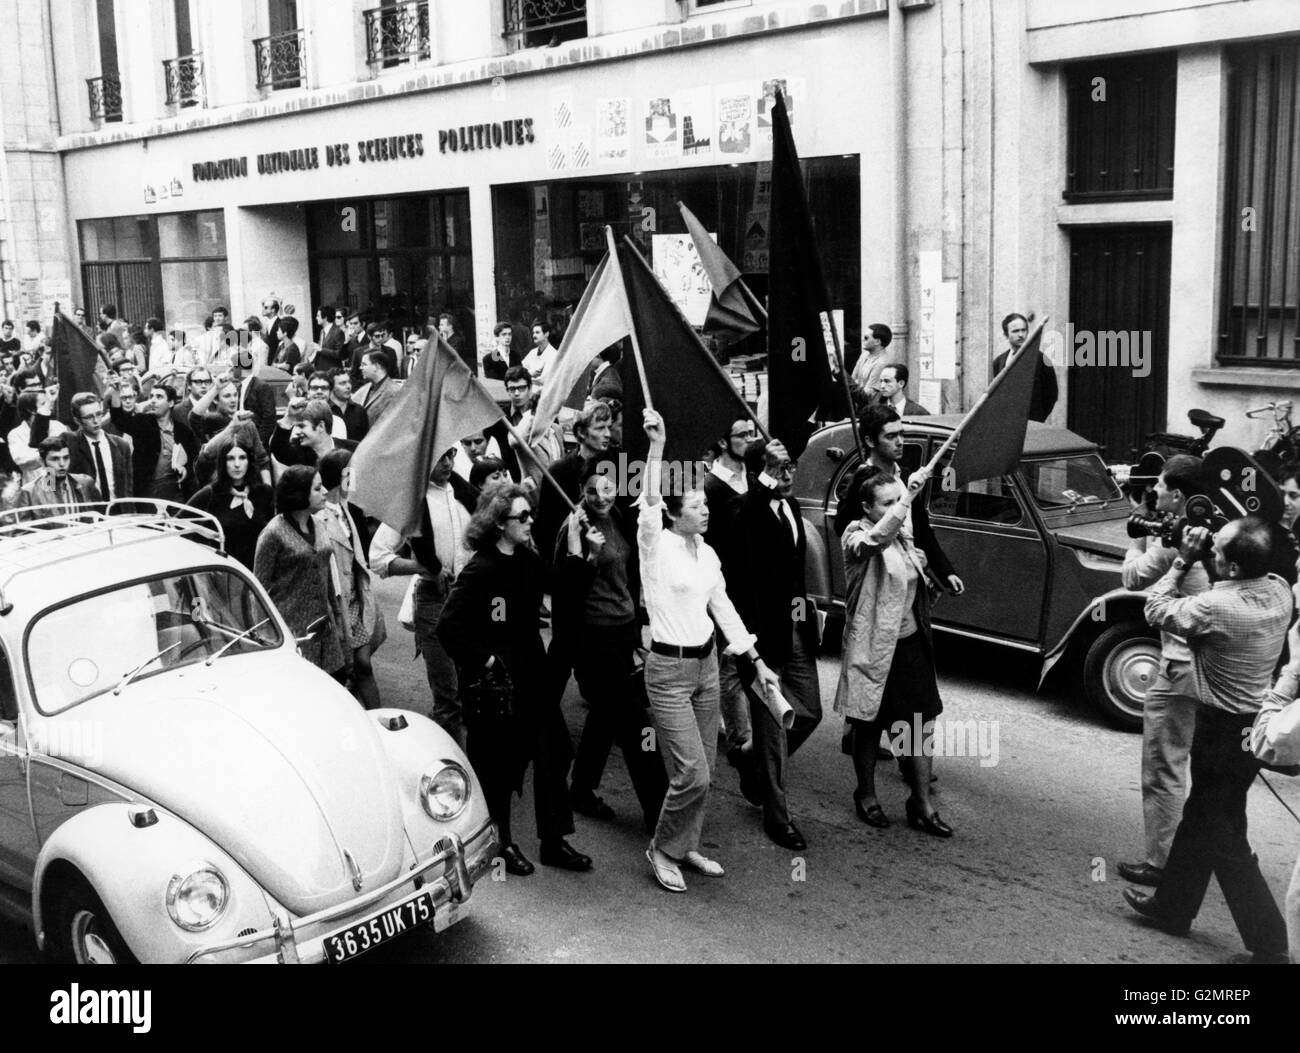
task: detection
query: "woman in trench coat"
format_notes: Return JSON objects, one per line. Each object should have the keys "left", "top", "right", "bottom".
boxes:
{"left": 834, "top": 464, "right": 952, "bottom": 838}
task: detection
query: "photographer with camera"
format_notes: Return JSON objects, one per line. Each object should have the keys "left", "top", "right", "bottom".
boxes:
{"left": 1123, "top": 516, "right": 1292, "bottom": 963}
{"left": 1117, "top": 455, "right": 1210, "bottom": 889}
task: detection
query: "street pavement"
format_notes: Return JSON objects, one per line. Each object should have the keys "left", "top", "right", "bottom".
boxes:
{"left": 3, "top": 575, "right": 1297, "bottom": 964}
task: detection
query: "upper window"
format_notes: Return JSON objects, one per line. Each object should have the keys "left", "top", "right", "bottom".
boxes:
{"left": 1064, "top": 53, "right": 1176, "bottom": 201}
{"left": 503, "top": 0, "right": 586, "bottom": 51}
{"left": 1217, "top": 41, "right": 1300, "bottom": 366}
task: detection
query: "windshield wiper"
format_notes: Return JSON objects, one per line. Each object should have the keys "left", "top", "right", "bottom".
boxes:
{"left": 114, "top": 641, "right": 183, "bottom": 696}
{"left": 205, "top": 617, "right": 272, "bottom": 666}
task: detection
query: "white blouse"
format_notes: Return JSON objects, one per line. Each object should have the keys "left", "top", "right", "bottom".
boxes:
{"left": 637, "top": 498, "right": 757, "bottom": 654}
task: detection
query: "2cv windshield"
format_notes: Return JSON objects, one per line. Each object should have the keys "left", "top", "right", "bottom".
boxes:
{"left": 27, "top": 568, "right": 284, "bottom": 715}
{"left": 1021, "top": 454, "right": 1122, "bottom": 510}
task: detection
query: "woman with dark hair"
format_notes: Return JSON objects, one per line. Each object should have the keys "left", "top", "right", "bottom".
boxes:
{"left": 189, "top": 435, "right": 274, "bottom": 570}
{"left": 637, "top": 410, "right": 780, "bottom": 893}
{"left": 272, "top": 316, "right": 302, "bottom": 372}
{"left": 468, "top": 456, "right": 508, "bottom": 491}
{"left": 835, "top": 463, "right": 952, "bottom": 838}
{"left": 317, "top": 448, "right": 382, "bottom": 708}
{"left": 437, "top": 481, "right": 590, "bottom": 877}
{"left": 254, "top": 464, "right": 350, "bottom": 680}
{"left": 190, "top": 380, "right": 271, "bottom": 484}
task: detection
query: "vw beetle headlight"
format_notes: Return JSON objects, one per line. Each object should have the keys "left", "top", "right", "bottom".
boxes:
{"left": 420, "top": 764, "right": 470, "bottom": 821}
{"left": 166, "top": 864, "right": 229, "bottom": 931}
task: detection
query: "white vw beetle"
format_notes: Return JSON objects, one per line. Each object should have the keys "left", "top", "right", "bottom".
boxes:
{"left": 0, "top": 502, "right": 497, "bottom": 963}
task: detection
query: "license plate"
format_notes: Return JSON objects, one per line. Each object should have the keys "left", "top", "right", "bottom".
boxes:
{"left": 323, "top": 891, "right": 434, "bottom": 964}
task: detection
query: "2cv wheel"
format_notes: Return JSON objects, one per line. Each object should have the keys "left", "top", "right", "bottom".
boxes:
{"left": 47, "top": 876, "right": 137, "bottom": 964}
{"left": 1082, "top": 621, "right": 1160, "bottom": 732}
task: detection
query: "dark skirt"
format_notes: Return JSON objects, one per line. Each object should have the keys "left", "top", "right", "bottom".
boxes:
{"left": 875, "top": 631, "right": 943, "bottom": 727}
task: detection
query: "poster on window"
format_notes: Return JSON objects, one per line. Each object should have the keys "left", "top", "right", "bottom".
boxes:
{"left": 653, "top": 233, "right": 716, "bottom": 328}
{"left": 674, "top": 86, "right": 714, "bottom": 160}
{"left": 756, "top": 76, "right": 805, "bottom": 143}
{"left": 596, "top": 97, "right": 631, "bottom": 165}
{"left": 567, "top": 125, "right": 592, "bottom": 170}
{"left": 550, "top": 86, "right": 574, "bottom": 130}
{"left": 716, "top": 83, "right": 755, "bottom": 159}
{"left": 644, "top": 96, "right": 680, "bottom": 161}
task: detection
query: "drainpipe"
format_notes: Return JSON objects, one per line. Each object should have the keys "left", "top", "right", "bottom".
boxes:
{"left": 890, "top": 0, "right": 909, "bottom": 361}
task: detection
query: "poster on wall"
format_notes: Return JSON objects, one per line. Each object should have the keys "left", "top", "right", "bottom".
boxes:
{"left": 675, "top": 86, "right": 714, "bottom": 160}
{"left": 549, "top": 86, "right": 574, "bottom": 130}
{"left": 653, "top": 232, "right": 715, "bottom": 328}
{"left": 756, "top": 76, "right": 805, "bottom": 142}
{"left": 596, "top": 97, "right": 631, "bottom": 165}
{"left": 567, "top": 125, "right": 593, "bottom": 170}
{"left": 716, "top": 83, "right": 755, "bottom": 159}
{"left": 644, "top": 96, "right": 680, "bottom": 161}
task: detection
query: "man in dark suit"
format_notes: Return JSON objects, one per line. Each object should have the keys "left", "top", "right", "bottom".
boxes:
{"left": 171, "top": 366, "right": 213, "bottom": 430}
{"left": 229, "top": 360, "right": 278, "bottom": 448}
{"left": 343, "top": 311, "right": 368, "bottom": 389}
{"left": 992, "top": 312, "right": 1057, "bottom": 422}
{"left": 317, "top": 303, "right": 347, "bottom": 369}
{"left": 438, "top": 312, "right": 476, "bottom": 375}
{"left": 875, "top": 363, "right": 930, "bottom": 417}
{"left": 586, "top": 345, "right": 623, "bottom": 403}
{"left": 313, "top": 368, "right": 369, "bottom": 442}
{"left": 30, "top": 392, "right": 132, "bottom": 500}
{"left": 106, "top": 382, "right": 199, "bottom": 501}
{"left": 731, "top": 438, "right": 822, "bottom": 851}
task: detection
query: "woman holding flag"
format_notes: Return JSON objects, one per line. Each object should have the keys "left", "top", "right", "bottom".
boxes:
{"left": 638, "top": 409, "right": 782, "bottom": 892}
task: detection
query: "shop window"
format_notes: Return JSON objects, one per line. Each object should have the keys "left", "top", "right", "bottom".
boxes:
{"left": 158, "top": 210, "right": 226, "bottom": 258}
{"left": 1218, "top": 40, "right": 1300, "bottom": 365}
{"left": 1064, "top": 53, "right": 1176, "bottom": 201}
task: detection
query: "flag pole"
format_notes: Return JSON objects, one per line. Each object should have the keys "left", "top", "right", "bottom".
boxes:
{"left": 897, "top": 316, "right": 1049, "bottom": 510}
{"left": 827, "top": 314, "right": 865, "bottom": 462}
{"left": 605, "top": 225, "right": 653, "bottom": 411}
{"left": 618, "top": 232, "right": 771, "bottom": 443}
{"left": 498, "top": 412, "right": 580, "bottom": 515}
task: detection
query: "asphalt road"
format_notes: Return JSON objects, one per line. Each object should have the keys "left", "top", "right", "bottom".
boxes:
{"left": 4, "top": 575, "right": 1298, "bottom": 964}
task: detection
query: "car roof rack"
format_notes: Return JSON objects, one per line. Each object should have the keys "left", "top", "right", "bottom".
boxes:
{"left": 0, "top": 499, "right": 227, "bottom": 615}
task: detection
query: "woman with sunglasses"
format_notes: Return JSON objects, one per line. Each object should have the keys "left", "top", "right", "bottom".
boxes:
{"left": 835, "top": 464, "right": 952, "bottom": 838}
{"left": 638, "top": 409, "right": 781, "bottom": 893}
{"left": 437, "top": 481, "right": 590, "bottom": 877}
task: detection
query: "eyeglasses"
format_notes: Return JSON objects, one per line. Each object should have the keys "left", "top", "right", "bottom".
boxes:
{"left": 504, "top": 510, "right": 533, "bottom": 523}
{"left": 730, "top": 430, "right": 757, "bottom": 440}
{"left": 772, "top": 462, "right": 798, "bottom": 477}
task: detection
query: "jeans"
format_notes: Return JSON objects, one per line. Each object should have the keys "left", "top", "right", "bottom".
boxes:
{"left": 645, "top": 649, "right": 720, "bottom": 860}
{"left": 1154, "top": 706, "right": 1288, "bottom": 957}
{"left": 1140, "top": 659, "right": 1198, "bottom": 869}
{"left": 745, "top": 629, "right": 822, "bottom": 828}
{"left": 414, "top": 578, "right": 462, "bottom": 748}
{"left": 718, "top": 651, "right": 752, "bottom": 753}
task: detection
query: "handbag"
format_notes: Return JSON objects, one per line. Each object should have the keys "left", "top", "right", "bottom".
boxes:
{"left": 463, "top": 662, "right": 514, "bottom": 723}
{"left": 1251, "top": 690, "right": 1300, "bottom": 776}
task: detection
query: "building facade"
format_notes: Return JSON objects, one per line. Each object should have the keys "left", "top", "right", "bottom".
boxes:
{"left": 8, "top": 0, "right": 1300, "bottom": 461}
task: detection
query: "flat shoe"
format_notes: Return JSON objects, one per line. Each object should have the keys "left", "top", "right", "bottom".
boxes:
{"left": 501, "top": 842, "right": 535, "bottom": 876}
{"left": 682, "top": 851, "right": 724, "bottom": 877}
{"left": 646, "top": 846, "right": 686, "bottom": 893}
{"left": 1117, "top": 860, "right": 1163, "bottom": 887}
{"left": 854, "top": 795, "right": 890, "bottom": 828}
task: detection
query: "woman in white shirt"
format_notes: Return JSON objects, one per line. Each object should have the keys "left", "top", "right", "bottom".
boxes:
{"left": 638, "top": 408, "right": 780, "bottom": 893}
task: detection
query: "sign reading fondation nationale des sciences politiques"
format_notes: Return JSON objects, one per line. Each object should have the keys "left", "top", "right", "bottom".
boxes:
{"left": 188, "top": 117, "right": 536, "bottom": 184}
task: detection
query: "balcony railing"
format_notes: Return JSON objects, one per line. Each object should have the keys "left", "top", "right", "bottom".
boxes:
{"left": 86, "top": 74, "right": 123, "bottom": 123}
{"left": 364, "top": 2, "right": 431, "bottom": 69}
{"left": 253, "top": 28, "right": 306, "bottom": 91}
{"left": 163, "top": 53, "right": 205, "bottom": 108}
{"left": 503, "top": 0, "right": 587, "bottom": 50}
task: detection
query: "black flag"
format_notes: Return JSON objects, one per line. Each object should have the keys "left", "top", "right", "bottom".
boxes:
{"left": 51, "top": 311, "right": 105, "bottom": 425}
{"left": 767, "top": 89, "right": 848, "bottom": 456}
{"left": 616, "top": 235, "right": 753, "bottom": 468}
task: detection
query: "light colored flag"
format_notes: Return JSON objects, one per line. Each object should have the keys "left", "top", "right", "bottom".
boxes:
{"left": 351, "top": 337, "right": 502, "bottom": 538}
{"left": 528, "top": 248, "right": 634, "bottom": 443}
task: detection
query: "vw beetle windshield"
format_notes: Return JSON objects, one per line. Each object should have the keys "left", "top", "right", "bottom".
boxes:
{"left": 1022, "top": 454, "right": 1122, "bottom": 509}
{"left": 27, "top": 568, "right": 283, "bottom": 715}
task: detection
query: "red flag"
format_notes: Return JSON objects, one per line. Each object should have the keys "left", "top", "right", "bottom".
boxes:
{"left": 949, "top": 320, "right": 1048, "bottom": 488}
{"left": 616, "top": 235, "right": 753, "bottom": 466}
{"left": 678, "top": 201, "right": 763, "bottom": 339}
{"left": 767, "top": 89, "right": 848, "bottom": 456}
{"left": 51, "top": 312, "right": 105, "bottom": 424}
{"left": 350, "top": 337, "right": 502, "bottom": 537}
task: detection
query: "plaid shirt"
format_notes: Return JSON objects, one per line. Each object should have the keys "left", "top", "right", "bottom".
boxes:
{"left": 1144, "top": 567, "right": 1293, "bottom": 715}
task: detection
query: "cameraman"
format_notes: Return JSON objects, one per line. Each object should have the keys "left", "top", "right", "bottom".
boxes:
{"left": 1124, "top": 516, "right": 1292, "bottom": 963}
{"left": 1118, "top": 455, "right": 1209, "bottom": 889}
